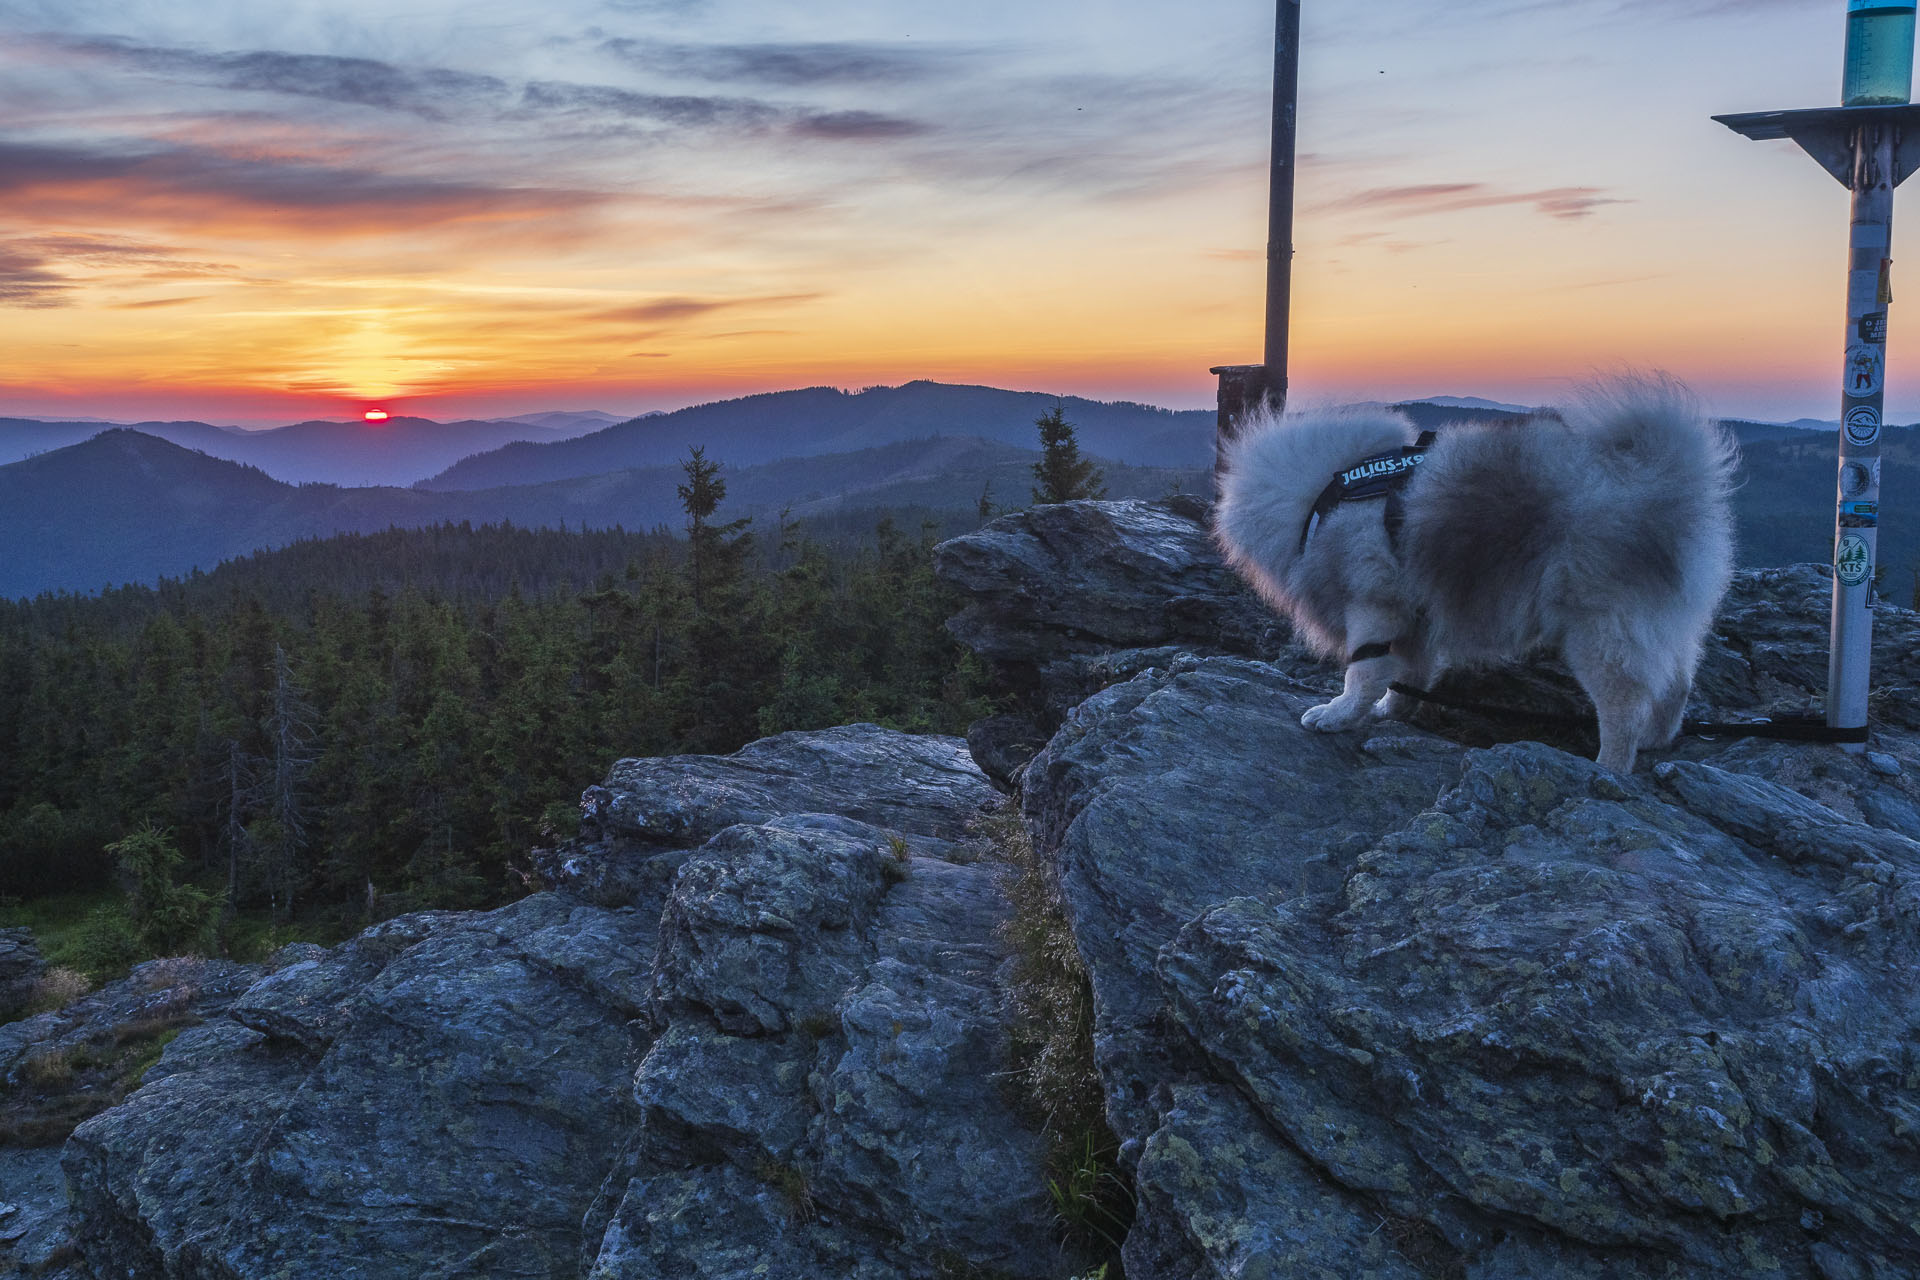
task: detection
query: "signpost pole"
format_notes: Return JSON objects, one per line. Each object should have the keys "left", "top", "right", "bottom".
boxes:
{"left": 1716, "top": 1, "right": 1918, "bottom": 751}
{"left": 1214, "top": 0, "right": 1300, "bottom": 492}
{"left": 1264, "top": 0, "right": 1300, "bottom": 406}
{"left": 1830, "top": 121, "right": 1896, "bottom": 748}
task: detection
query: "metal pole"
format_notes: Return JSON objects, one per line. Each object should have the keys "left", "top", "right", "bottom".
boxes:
{"left": 1265, "top": 0, "right": 1300, "bottom": 410}
{"left": 1829, "top": 121, "right": 1896, "bottom": 748}
{"left": 1717, "top": 2, "right": 1917, "bottom": 751}
{"left": 1214, "top": 1, "right": 1301, "bottom": 493}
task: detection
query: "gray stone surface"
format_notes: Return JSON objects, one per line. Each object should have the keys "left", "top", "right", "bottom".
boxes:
{"left": 933, "top": 496, "right": 1279, "bottom": 669}
{"left": 0, "top": 931, "right": 44, "bottom": 1026}
{"left": 541, "top": 724, "right": 1000, "bottom": 906}
{"left": 1018, "top": 642, "right": 1920, "bottom": 1278}
{"left": 0, "top": 955, "right": 260, "bottom": 1093}
{"left": 27, "top": 725, "right": 1055, "bottom": 1280}
{"left": 591, "top": 810, "right": 1064, "bottom": 1278}
{"left": 62, "top": 897, "right": 655, "bottom": 1280}
{"left": 0, "top": 1147, "right": 76, "bottom": 1277}
{"left": 1023, "top": 656, "right": 1467, "bottom": 1152}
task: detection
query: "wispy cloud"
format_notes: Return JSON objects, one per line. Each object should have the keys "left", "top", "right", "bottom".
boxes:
{"left": 592, "top": 292, "right": 821, "bottom": 327}
{"left": 791, "top": 110, "right": 930, "bottom": 141}
{"left": 0, "top": 247, "right": 70, "bottom": 307}
{"left": 49, "top": 35, "right": 935, "bottom": 146}
{"left": 600, "top": 38, "right": 979, "bottom": 87}
{"left": 517, "top": 79, "right": 779, "bottom": 129}
{"left": 0, "top": 233, "right": 234, "bottom": 308}
{"left": 52, "top": 37, "right": 511, "bottom": 119}
{"left": 1324, "top": 182, "right": 1627, "bottom": 220}
{"left": 0, "top": 139, "right": 601, "bottom": 234}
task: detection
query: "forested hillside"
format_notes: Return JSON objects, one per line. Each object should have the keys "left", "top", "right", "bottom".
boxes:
{"left": 0, "top": 429, "right": 1206, "bottom": 598}
{"left": 0, "top": 488, "right": 991, "bottom": 948}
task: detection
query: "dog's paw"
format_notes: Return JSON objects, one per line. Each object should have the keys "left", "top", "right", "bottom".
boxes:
{"left": 1302, "top": 699, "right": 1365, "bottom": 732}
{"left": 1371, "top": 690, "right": 1411, "bottom": 721}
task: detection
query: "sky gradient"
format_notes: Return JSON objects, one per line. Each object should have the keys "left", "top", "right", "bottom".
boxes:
{"left": 0, "top": 0, "right": 1898, "bottom": 424}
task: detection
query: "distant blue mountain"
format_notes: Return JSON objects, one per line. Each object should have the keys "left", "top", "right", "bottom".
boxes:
{"left": 0, "top": 414, "right": 597, "bottom": 486}
{"left": 423, "top": 380, "right": 1215, "bottom": 491}
{"left": 0, "top": 429, "right": 1203, "bottom": 598}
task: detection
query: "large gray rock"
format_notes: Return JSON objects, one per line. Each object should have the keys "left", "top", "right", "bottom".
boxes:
{"left": 540, "top": 723, "right": 1000, "bottom": 906}
{"left": 62, "top": 898, "right": 655, "bottom": 1279}
{"left": 589, "top": 806, "right": 1066, "bottom": 1277}
{"left": 933, "top": 496, "right": 1279, "bottom": 670}
{"left": 1020, "top": 639, "right": 1920, "bottom": 1279}
{"left": 43, "top": 725, "right": 1057, "bottom": 1280}
{"left": 0, "top": 1147, "right": 78, "bottom": 1277}
{"left": 0, "top": 929, "right": 44, "bottom": 1024}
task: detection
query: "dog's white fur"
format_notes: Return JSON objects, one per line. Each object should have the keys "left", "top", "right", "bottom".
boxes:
{"left": 1213, "top": 376, "right": 1737, "bottom": 772}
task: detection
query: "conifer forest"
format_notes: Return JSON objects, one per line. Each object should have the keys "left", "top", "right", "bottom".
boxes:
{"left": 0, "top": 452, "right": 995, "bottom": 958}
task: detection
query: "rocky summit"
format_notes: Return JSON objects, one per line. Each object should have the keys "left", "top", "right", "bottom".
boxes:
{"left": 7, "top": 495, "right": 1920, "bottom": 1280}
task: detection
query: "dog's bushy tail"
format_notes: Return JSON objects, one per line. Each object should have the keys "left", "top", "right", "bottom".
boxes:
{"left": 1561, "top": 372, "right": 1739, "bottom": 504}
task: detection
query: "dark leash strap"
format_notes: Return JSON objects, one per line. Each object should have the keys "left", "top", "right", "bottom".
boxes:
{"left": 1385, "top": 681, "right": 1871, "bottom": 744}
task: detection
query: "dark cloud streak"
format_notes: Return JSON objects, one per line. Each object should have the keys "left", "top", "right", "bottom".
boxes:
{"left": 1326, "top": 182, "right": 1626, "bottom": 220}
{"left": 50, "top": 36, "right": 933, "bottom": 144}
{"left": 518, "top": 80, "right": 779, "bottom": 129}
{"left": 56, "top": 37, "right": 510, "bottom": 119}
{"left": 0, "top": 233, "right": 229, "bottom": 309}
{"left": 591, "top": 292, "right": 821, "bottom": 327}
{"left": 0, "top": 139, "right": 601, "bottom": 231}
{"left": 600, "top": 38, "right": 975, "bottom": 87}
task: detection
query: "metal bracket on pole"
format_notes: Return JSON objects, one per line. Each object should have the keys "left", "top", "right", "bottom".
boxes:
{"left": 1713, "top": 104, "right": 1920, "bottom": 186}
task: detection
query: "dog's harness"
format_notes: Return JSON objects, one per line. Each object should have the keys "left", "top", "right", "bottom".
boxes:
{"left": 1300, "top": 431, "right": 1438, "bottom": 554}
{"left": 1301, "top": 431, "right": 1438, "bottom": 667}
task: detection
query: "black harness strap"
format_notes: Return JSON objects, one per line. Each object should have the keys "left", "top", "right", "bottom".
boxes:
{"left": 1301, "top": 431, "right": 1437, "bottom": 552}
{"left": 1349, "top": 641, "right": 1393, "bottom": 663}
{"left": 1385, "top": 681, "right": 1871, "bottom": 744}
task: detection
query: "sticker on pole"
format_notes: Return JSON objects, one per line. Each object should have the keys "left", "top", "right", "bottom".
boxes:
{"left": 1848, "top": 344, "right": 1885, "bottom": 397}
{"left": 1846, "top": 405, "right": 1882, "bottom": 446}
{"left": 1842, "top": 460, "right": 1874, "bottom": 496}
{"left": 1837, "top": 533, "right": 1873, "bottom": 586}
{"left": 1860, "top": 311, "right": 1890, "bottom": 343}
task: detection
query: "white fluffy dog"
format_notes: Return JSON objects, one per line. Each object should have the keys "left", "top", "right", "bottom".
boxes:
{"left": 1213, "top": 377, "right": 1737, "bottom": 772}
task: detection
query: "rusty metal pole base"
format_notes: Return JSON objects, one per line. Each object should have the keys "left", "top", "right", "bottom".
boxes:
{"left": 1211, "top": 364, "right": 1270, "bottom": 496}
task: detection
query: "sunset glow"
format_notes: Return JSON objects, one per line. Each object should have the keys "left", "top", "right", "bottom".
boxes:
{"left": 363, "top": 409, "right": 389, "bottom": 421}
{"left": 0, "top": 1, "right": 1902, "bottom": 425}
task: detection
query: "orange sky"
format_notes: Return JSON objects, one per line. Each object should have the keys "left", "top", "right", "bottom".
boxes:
{"left": 0, "top": 0, "right": 1906, "bottom": 425}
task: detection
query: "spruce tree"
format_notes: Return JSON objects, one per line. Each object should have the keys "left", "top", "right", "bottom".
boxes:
{"left": 1030, "top": 405, "right": 1106, "bottom": 504}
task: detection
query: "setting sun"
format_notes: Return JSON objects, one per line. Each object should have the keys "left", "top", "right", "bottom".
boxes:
{"left": 363, "top": 409, "right": 389, "bottom": 422}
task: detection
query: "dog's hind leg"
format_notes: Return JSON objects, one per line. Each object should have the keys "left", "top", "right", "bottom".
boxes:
{"left": 1302, "top": 601, "right": 1407, "bottom": 732}
{"left": 1565, "top": 636, "right": 1656, "bottom": 773}
{"left": 1641, "top": 668, "right": 1691, "bottom": 751}
{"left": 1373, "top": 630, "right": 1434, "bottom": 722}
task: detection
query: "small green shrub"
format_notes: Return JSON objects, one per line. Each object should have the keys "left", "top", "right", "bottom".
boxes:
{"left": 107, "top": 825, "right": 217, "bottom": 955}
{"left": 794, "top": 1009, "right": 839, "bottom": 1041}
{"left": 127, "top": 1025, "right": 188, "bottom": 1085}
{"left": 752, "top": 1156, "right": 816, "bottom": 1223}
{"left": 982, "top": 803, "right": 1135, "bottom": 1269}
{"left": 1048, "top": 1131, "right": 1133, "bottom": 1259}
{"left": 63, "top": 904, "right": 143, "bottom": 984}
